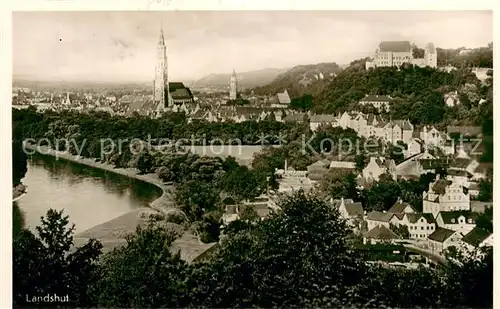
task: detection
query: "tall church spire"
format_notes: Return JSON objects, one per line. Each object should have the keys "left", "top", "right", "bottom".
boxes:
{"left": 153, "top": 24, "right": 169, "bottom": 110}
{"left": 159, "top": 22, "right": 165, "bottom": 46}
{"left": 229, "top": 69, "right": 237, "bottom": 100}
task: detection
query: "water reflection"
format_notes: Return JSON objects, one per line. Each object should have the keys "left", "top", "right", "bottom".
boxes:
{"left": 16, "top": 154, "right": 162, "bottom": 234}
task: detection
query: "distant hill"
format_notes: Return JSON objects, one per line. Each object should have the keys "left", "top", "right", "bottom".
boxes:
{"left": 192, "top": 68, "right": 289, "bottom": 90}
{"left": 252, "top": 62, "right": 343, "bottom": 98}
{"left": 12, "top": 78, "right": 152, "bottom": 91}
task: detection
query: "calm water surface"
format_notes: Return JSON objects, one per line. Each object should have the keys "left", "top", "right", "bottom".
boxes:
{"left": 16, "top": 154, "right": 162, "bottom": 234}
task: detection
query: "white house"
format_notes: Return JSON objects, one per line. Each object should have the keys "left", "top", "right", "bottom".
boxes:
{"left": 428, "top": 227, "right": 463, "bottom": 255}
{"left": 277, "top": 89, "right": 291, "bottom": 105}
{"left": 435, "top": 211, "right": 478, "bottom": 235}
{"left": 422, "top": 176, "right": 470, "bottom": 217}
{"left": 420, "top": 126, "right": 445, "bottom": 148}
{"left": 336, "top": 197, "right": 364, "bottom": 228}
{"left": 446, "top": 170, "right": 472, "bottom": 188}
{"left": 405, "top": 213, "right": 437, "bottom": 240}
{"left": 362, "top": 157, "right": 396, "bottom": 182}
{"left": 359, "top": 94, "right": 392, "bottom": 112}
{"left": 309, "top": 114, "right": 339, "bottom": 132}
{"left": 405, "top": 138, "right": 424, "bottom": 158}
{"left": 365, "top": 211, "right": 399, "bottom": 230}
{"left": 339, "top": 111, "right": 357, "bottom": 129}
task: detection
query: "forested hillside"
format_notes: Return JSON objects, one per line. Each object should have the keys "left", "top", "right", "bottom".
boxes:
{"left": 312, "top": 65, "right": 492, "bottom": 126}
{"left": 252, "top": 62, "right": 343, "bottom": 98}
{"left": 437, "top": 43, "right": 493, "bottom": 68}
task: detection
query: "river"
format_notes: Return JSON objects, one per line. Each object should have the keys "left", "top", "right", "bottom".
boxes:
{"left": 15, "top": 153, "right": 163, "bottom": 234}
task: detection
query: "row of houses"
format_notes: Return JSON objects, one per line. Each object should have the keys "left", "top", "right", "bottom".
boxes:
{"left": 335, "top": 195, "right": 492, "bottom": 257}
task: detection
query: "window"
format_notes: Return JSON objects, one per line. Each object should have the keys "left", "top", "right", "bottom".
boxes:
{"left": 427, "top": 226, "right": 430, "bottom": 230}
{"left": 421, "top": 226, "right": 424, "bottom": 230}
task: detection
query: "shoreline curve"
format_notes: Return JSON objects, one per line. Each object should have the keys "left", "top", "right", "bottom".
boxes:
{"left": 24, "top": 144, "right": 176, "bottom": 215}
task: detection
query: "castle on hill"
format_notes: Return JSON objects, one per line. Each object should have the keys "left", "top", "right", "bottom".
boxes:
{"left": 365, "top": 41, "right": 437, "bottom": 70}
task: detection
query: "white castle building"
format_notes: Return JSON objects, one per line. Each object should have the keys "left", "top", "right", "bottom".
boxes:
{"left": 365, "top": 41, "right": 437, "bottom": 70}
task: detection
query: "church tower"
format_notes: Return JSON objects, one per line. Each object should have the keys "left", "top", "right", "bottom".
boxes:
{"left": 424, "top": 42, "right": 437, "bottom": 68}
{"left": 153, "top": 26, "right": 169, "bottom": 109}
{"left": 229, "top": 69, "right": 237, "bottom": 100}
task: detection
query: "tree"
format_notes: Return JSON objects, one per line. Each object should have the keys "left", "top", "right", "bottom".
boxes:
{"left": 187, "top": 192, "right": 367, "bottom": 308}
{"left": 475, "top": 206, "right": 493, "bottom": 233}
{"left": 389, "top": 223, "right": 409, "bottom": 239}
{"left": 238, "top": 205, "right": 260, "bottom": 223}
{"left": 13, "top": 209, "right": 102, "bottom": 307}
{"left": 318, "top": 169, "right": 359, "bottom": 200}
{"left": 354, "top": 152, "right": 367, "bottom": 172}
{"left": 361, "top": 178, "right": 401, "bottom": 212}
{"left": 385, "top": 141, "right": 406, "bottom": 165}
{"left": 136, "top": 150, "right": 155, "bottom": 174}
{"left": 476, "top": 179, "right": 492, "bottom": 202}
{"left": 12, "top": 139, "right": 28, "bottom": 186}
{"left": 91, "top": 223, "right": 189, "bottom": 308}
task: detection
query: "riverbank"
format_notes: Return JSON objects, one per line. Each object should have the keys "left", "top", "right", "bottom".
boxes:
{"left": 24, "top": 145, "right": 216, "bottom": 262}
{"left": 25, "top": 144, "right": 175, "bottom": 214}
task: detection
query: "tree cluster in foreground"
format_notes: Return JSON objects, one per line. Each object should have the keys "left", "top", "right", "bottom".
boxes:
{"left": 13, "top": 193, "right": 492, "bottom": 308}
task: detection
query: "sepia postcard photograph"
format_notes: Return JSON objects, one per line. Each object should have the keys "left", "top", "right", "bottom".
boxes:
{"left": 7, "top": 6, "right": 495, "bottom": 308}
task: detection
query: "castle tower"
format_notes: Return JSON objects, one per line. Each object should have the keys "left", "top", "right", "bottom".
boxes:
{"left": 424, "top": 42, "right": 437, "bottom": 68}
{"left": 153, "top": 25, "right": 169, "bottom": 109}
{"left": 229, "top": 69, "right": 237, "bottom": 100}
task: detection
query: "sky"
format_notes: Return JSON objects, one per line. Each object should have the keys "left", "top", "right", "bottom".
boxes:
{"left": 13, "top": 11, "right": 493, "bottom": 83}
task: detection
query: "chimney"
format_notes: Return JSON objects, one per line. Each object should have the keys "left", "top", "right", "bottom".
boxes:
{"left": 284, "top": 159, "right": 288, "bottom": 171}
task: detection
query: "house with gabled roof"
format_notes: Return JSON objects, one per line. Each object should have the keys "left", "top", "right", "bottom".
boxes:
{"left": 336, "top": 197, "right": 364, "bottom": 228}
{"left": 435, "top": 211, "right": 478, "bottom": 235}
{"left": 446, "top": 169, "right": 473, "bottom": 188}
{"left": 405, "top": 213, "right": 436, "bottom": 240}
{"left": 405, "top": 138, "right": 424, "bottom": 158}
{"left": 388, "top": 198, "right": 415, "bottom": 214}
{"left": 359, "top": 95, "right": 392, "bottom": 112}
{"left": 276, "top": 89, "right": 291, "bottom": 105}
{"left": 309, "top": 114, "right": 339, "bottom": 132}
{"left": 339, "top": 111, "right": 353, "bottom": 129}
{"left": 422, "top": 175, "right": 470, "bottom": 216}
{"left": 362, "top": 157, "right": 396, "bottom": 182}
{"left": 427, "top": 227, "right": 462, "bottom": 255}
{"left": 420, "top": 125, "right": 445, "bottom": 148}
{"left": 460, "top": 227, "right": 493, "bottom": 254}
{"left": 363, "top": 225, "right": 402, "bottom": 245}
{"left": 365, "top": 211, "right": 397, "bottom": 230}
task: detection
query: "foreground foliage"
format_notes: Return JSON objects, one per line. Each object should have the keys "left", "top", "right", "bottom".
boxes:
{"left": 13, "top": 194, "right": 492, "bottom": 308}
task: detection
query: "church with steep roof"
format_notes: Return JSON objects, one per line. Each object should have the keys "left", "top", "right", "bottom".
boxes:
{"left": 152, "top": 26, "right": 194, "bottom": 113}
